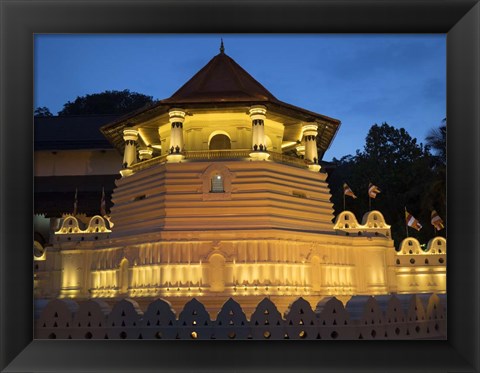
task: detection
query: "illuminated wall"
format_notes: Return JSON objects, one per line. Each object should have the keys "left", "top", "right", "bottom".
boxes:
{"left": 394, "top": 237, "right": 446, "bottom": 294}
{"left": 37, "top": 205, "right": 445, "bottom": 309}
{"left": 42, "top": 210, "right": 402, "bottom": 305}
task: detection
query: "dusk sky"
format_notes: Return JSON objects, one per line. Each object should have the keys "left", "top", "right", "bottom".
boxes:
{"left": 34, "top": 34, "right": 446, "bottom": 161}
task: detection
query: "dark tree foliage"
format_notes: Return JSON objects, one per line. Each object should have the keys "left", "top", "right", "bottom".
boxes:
{"left": 423, "top": 119, "right": 446, "bottom": 227}
{"left": 58, "top": 89, "right": 155, "bottom": 116}
{"left": 34, "top": 106, "right": 53, "bottom": 117}
{"left": 328, "top": 122, "right": 445, "bottom": 249}
{"left": 425, "top": 119, "right": 446, "bottom": 167}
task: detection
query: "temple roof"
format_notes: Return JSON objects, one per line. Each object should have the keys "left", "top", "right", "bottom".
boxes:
{"left": 100, "top": 49, "right": 341, "bottom": 156}
{"left": 162, "top": 51, "right": 279, "bottom": 104}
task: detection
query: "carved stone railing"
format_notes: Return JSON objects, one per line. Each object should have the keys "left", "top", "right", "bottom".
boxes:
{"left": 184, "top": 149, "right": 251, "bottom": 160}
{"left": 129, "top": 150, "right": 309, "bottom": 173}
{"left": 268, "top": 152, "right": 309, "bottom": 169}
{"left": 130, "top": 154, "right": 168, "bottom": 172}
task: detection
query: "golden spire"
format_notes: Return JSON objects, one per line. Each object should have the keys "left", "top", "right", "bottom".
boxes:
{"left": 220, "top": 38, "right": 225, "bottom": 54}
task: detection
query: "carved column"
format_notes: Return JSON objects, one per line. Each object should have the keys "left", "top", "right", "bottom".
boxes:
{"left": 120, "top": 128, "right": 139, "bottom": 177}
{"left": 302, "top": 123, "right": 321, "bottom": 172}
{"left": 138, "top": 147, "right": 153, "bottom": 161}
{"left": 249, "top": 105, "right": 270, "bottom": 160}
{"left": 167, "top": 108, "right": 186, "bottom": 162}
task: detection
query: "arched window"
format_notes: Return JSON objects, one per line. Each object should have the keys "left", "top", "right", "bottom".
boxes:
{"left": 211, "top": 174, "right": 224, "bottom": 193}
{"left": 209, "top": 134, "right": 231, "bottom": 150}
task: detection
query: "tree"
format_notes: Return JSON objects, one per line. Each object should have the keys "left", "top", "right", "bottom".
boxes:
{"left": 58, "top": 89, "right": 155, "bottom": 116}
{"left": 423, "top": 119, "right": 446, "bottom": 226}
{"left": 328, "top": 123, "right": 438, "bottom": 247}
{"left": 425, "top": 119, "right": 446, "bottom": 168}
{"left": 34, "top": 106, "right": 53, "bottom": 117}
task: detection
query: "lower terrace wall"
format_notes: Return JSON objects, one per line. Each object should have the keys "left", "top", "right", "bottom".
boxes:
{"left": 35, "top": 293, "right": 446, "bottom": 340}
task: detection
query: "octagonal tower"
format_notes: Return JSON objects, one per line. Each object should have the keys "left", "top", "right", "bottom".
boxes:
{"left": 41, "top": 46, "right": 397, "bottom": 315}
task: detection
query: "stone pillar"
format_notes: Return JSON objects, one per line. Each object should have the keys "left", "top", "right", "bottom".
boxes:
{"left": 295, "top": 144, "right": 305, "bottom": 158}
{"left": 120, "top": 128, "right": 138, "bottom": 177}
{"left": 138, "top": 147, "right": 153, "bottom": 161}
{"left": 302, "top": 123, "right": 321, "bottom": 172}
{"left": 167, "top": 108, "right": 186, "bottom": 162}
{"left": 249, "top": 105, "right": 269, "bottom": 160}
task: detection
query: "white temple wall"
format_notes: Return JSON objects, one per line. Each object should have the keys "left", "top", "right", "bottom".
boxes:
{"left": 47, "top": 230, "right": 397, "bottom": 302}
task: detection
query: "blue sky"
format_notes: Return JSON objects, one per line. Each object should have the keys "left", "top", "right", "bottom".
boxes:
{"left": 34, "top": 34, "right": 446, "bottom": 161}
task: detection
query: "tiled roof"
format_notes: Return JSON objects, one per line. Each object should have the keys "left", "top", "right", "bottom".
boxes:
{"left": 162, "top": 51, "right": 278, "bottom": 104}
{"left": 34, "top": 115, "right": 120, "bottom": 150}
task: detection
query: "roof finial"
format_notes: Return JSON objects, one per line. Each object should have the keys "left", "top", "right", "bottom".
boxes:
{"left": 220, "top": 38, "right": 225, "bottom": 54}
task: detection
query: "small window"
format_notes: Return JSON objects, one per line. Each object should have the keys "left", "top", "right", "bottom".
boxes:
{"left": 344, "top": 215, "right": 349, "bottom": 221}
{"left": 211, "top": 174, "right": 224, "bottom": 193}
{"left": 408, "top": 241, "right": 413, "bottom": 246}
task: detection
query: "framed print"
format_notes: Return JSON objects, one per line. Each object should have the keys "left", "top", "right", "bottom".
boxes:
{"left": 1, "top": 1, "right": 479, "bottom": 372}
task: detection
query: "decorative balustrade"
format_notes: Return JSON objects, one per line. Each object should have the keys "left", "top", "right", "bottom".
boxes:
{"left": 130, "top": 154, "right": 168, "bottom": 172}
{"left": 185, "top": 149, "right": 251, "bottom": 160}
{"left": 35, "top": 293, "right": 446, "bottom": 340}
{"left": 129, "top": 150, "right": 309, "bottom": 173}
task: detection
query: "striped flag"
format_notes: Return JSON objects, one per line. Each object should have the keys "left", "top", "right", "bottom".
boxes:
{"left": 405, "top": 210, "right": 422, "bottom": 231}
{"left": 100, "top": 187, "right": 107, "bottom": 216}
{"left": 343, "top": 183, "right": 357, "bottom": 199}
{"left": 431, "top": 210, "right": 445, "bottom": 231}
{"left": 368, "top": 183, "right": 381, "bottom": 198}
{"left": 73, "top": 188, "right": 78, "bottom": 216}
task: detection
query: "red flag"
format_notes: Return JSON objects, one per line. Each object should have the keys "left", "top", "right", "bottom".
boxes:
{"left": 343, "top": 183, "right": 357, "bottom": 199}
{"left": 405, "top": 210, "right": 422, "bottom": 231}
{"left": 368, "top": 183, "right": 381, "bottom": 198}
{"left": 431, "top": 210, "right": 444, "bottom": 231}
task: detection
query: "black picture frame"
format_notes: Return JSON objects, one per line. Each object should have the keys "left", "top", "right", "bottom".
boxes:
{"left": 1, "top": 1, "right": 479, "bottom": 372}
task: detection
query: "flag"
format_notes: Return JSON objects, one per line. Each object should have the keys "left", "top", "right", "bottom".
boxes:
{"left": 100, "top": 187, "right": 107, "bottom": 216}
{"left": 73, "top": 188, "right": 78, "bottom": 216}
{"left": 368, "top": 183, "right": 381, "bottom": 198}
{"left": 405, "top": 210, "right": 422, "bottom": 231}
{"left": 343, "top": 183, "right": 357, "bottom": 199}
{"left": 431, "top": 210, "right": 444, "bottom": 231}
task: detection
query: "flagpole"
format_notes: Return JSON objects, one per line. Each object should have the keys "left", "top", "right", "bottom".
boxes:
{"left": 343, "top": 191, "right": 346, "bottom": 211}
{"left": 405, "top": 207, "right": 409, "bottom": 238}
{"left": 73, "top": 187, "right": 78, "bottom": 216}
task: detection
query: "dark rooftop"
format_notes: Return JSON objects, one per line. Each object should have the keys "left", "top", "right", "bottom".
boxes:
{"left": 34, "top": 115, "right": 121, "bottom": 151}
{"left": 163, "top": 51, "right": 279, "bottom": 104}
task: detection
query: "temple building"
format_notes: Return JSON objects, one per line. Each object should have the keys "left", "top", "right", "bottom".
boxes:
{"left": 34, "top": 45, "right": 446, "bottom": 316}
